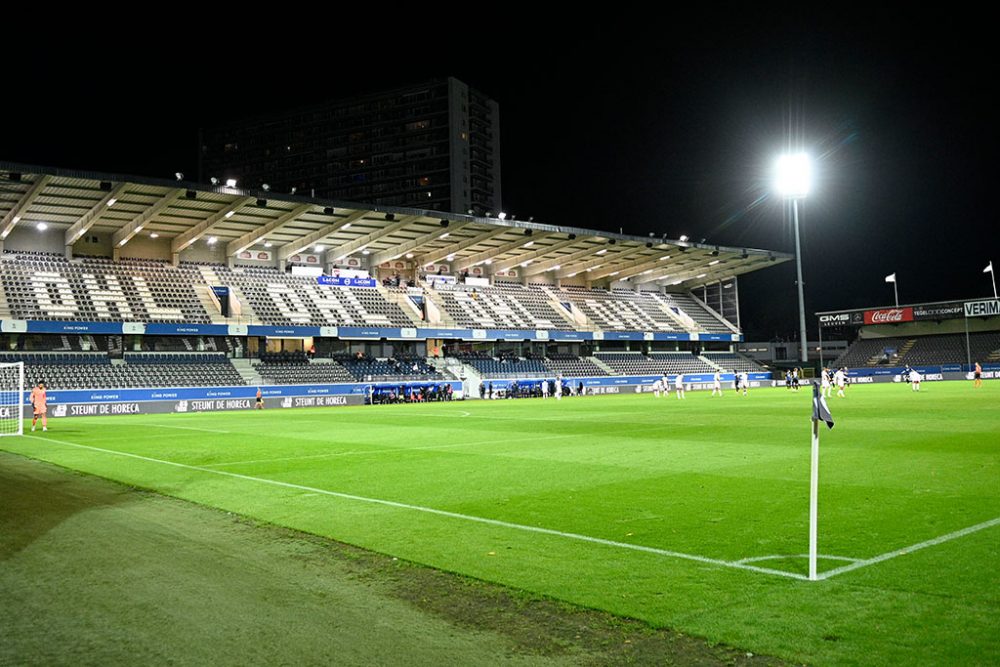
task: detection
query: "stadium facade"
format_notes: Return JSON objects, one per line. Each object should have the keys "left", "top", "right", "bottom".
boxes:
{"left": 198, "top": 78, "right": 501, "bottom": 216}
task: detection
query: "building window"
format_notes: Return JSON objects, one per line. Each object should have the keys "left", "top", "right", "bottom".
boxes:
{"left": 418, "top": 176, "right": 431, "bottom": 187}
{"left": 405, "top": 120, "right": 430, "bottom": 132}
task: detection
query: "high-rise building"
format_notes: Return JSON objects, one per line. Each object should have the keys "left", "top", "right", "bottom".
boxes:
{"left": 199, "top": 77, "right": 501, "bottom": 215}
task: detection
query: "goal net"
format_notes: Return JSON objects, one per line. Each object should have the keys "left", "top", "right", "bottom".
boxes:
{"left": 0, "top": 362, "right": 24, "bottom": 437}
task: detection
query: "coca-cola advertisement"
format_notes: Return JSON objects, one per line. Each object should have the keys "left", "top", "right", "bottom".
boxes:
{"left": 864, "top": 307, "right": 914, "bottom": 325}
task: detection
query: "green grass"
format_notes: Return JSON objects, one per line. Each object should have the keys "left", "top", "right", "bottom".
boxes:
{"left": 2, "top": 382, "right": 998, "bottom": 665}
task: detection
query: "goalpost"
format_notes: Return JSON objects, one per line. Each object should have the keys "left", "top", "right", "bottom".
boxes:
{"left": 0, "top": 362, "right": 25, "bottom": 437}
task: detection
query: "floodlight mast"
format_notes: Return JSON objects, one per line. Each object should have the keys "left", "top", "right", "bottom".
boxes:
{"left": 775, "top": 153, "right": 811, "bottom": 364}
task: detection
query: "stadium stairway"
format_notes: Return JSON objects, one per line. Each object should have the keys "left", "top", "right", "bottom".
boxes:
{"left": 231, "top": 358, "right": 264, "bottom": 386}
{"left": 649, "top": 294, "right": 699, "bottom": 332}
{"left": 193, "top": 284, "right": 231, "bottom": 324}
{"left": 535, "top": 286, "right": 586, "bottom": 329}
{"left": 419, "top": 290, "right": 460, "bottom": 328}
{"left": 376, "top": 284, "right": 425, "bottom": 326}
{"left": 588, "top": 356, "right": 617, "bottom": 375}
{"left": 698, "top": 356, "right": 726, "bottom": 372}
{"left": 897, "top": 339, "right": 918, "bottom": 362}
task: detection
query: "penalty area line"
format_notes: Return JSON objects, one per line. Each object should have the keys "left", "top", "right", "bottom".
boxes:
{"left": 21, "top": 434, "right": 808, "bottom": 581}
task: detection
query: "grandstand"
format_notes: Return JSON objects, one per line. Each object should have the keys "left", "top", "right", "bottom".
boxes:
{"left": 0, "top": 162, "right": 794, "bottom": 405}
{"left": 594, "top": 352, "right": 718, "bottom": 376}
{"left": 0, "top": 351, "right": 244, "bottom": 389}
{"left": 833, "top": 331, "right": 1000, "bottom": 368}
{"left": 817, "top": 300, "right": 1000, "bottom": 380}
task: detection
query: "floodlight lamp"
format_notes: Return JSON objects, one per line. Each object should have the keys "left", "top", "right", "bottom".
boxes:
{"left": 175, "top": 172, "right": 184, "bottom": 181}
{"left": 262, "top": 183, "right": 271, "bottom": 192}
{"left": 679, "top": 235, "right": 689, "bottom": 242}
{"left": 210, "top": 178, "right": 219, "bottom": 186}
{"left": 774, "top": 153, "right": 811, "bottom": 198}
{"left": 36, "top": 222, "right": 48, "bottom": 231}
{"left": 225, "top": 178, "right": 238, "bottom": 188}
{"left": 498, "top": 212, "right": 507, "bottom": 220}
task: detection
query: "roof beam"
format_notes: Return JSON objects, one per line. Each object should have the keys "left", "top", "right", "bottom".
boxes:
{"left": 276, "top": 209, "right": 372, "bottom": 260}
{"left": 555, "top": 247, "right": 632, "bottom": 279}
{"left": 171, "top": 196, "right": 255, "bottom": 253}
{"left": 227, "top": 203, "right": 316, "bottom": 256}
{"left": 65, "top": 183, "right": 129, "bottom": 246}
{"left": 368, "top": 221, "right": 469, "bottom": 266}
{"left": 326, "top": 215, "right": 423, "bottom": 262}
{"left": 454, "top": 232, "right": 555, "bottom": 271}
{"left": 0, "top": 175, "right": 52, "bottom": 239}
{"left": 521, "top": 243, "right": 608, "bottom": 277}
{"left": 112, "top": 189, "right": 185, "bottom": 248}
{"left": 584, "top": 252, "right": 674, "bottom": 281}
{"left": 490, "top": 236, "right": 586, "bottom": 273}
{"left": 417, "top": 227, "right": 510, "bottom": 265}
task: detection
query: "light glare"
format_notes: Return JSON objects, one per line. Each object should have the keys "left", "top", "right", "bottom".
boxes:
{"left": 774, "top": 153, "right": 812, "bottom": 198}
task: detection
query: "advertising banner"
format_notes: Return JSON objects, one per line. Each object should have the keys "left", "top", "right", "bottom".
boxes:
{"left": 317, "top": 276, "right": 377, "bottom": 287}
{"left": 864, "top": 307, "right": 914, "bottom": 325}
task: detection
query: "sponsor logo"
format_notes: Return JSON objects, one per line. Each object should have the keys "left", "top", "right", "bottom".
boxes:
{"left": 52, "top": 404, "right": 68, "bottom": 417}
{"left": 175, "top": 401, "right": 188, "bottom": 413}
{"left": 913, "top": 303, "right": 964, "bottom": 320}
{"left": 864, "top": 307, "right": 914, "bottom": 325}
{"left": 964, "top": 299, "right": 1000, "bottom": 317}
{"left": 819, "top": 312, "right": 851, "bottom": 326}
{"left": 281, "top": 397, "right": 293, "bottom": 408}
{"left": 851, "top": 376, "right": 875, "bottom": 384}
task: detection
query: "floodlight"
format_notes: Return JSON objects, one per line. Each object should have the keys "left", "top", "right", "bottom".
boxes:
{"left": 774, "top": 153, "right": 811, "bottom": 198}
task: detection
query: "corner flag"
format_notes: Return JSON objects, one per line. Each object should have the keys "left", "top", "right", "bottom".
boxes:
{"left": 812, "top": 381, "right": 834, "bottom": 429}
{"left": 985, "top": 261, "right": 993, "bottom": 274}
{"left": 885, "top": 272, "right": 896, "bottom": 283}
{"left": 808, "top": 380, "right": 835, "bottom": 580}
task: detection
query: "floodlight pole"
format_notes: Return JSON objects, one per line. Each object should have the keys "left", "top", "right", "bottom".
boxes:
{"left": 792, "top": 199, "right": 809, "bottom": 363}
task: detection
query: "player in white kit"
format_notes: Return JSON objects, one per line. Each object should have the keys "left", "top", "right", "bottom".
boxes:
{"left": 910, "top": 368, "right": 922, "bottom": 391}
{"left": 711, "top": 371, "right": 722, "bottom": 397}
{"left": 821, "top": 367, "right": 832, "bottom": 398}
{"left": 834, "top": 368, "right": 847, "bottom": 398}
{"left": 674, "top": 373, "right": 686, "bottom": 399}
{"left": 541, "top": 378, "right": 549, "bottom": 399}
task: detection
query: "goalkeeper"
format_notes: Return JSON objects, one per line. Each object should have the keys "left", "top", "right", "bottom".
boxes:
{"left": 30, "top": 380, "right": 48, "bottom": 432}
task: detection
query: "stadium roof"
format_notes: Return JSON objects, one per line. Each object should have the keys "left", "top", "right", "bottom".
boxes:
{"left": 0, "top": 162, "right": 792, "bottom": 289}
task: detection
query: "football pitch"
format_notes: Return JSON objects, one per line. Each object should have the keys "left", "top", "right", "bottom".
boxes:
{"left": 2, "top": 382, "right": 998, "bottom": 665}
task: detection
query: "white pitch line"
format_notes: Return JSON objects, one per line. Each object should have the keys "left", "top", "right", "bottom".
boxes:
{"left": 816, "top": 517, "right": 1000, "bottom": 580}
{"left": 736, "top": 554, "right": 861, "bottom": 565}
{"left": 21, "top": 434, "right": 808, "bottom": 581}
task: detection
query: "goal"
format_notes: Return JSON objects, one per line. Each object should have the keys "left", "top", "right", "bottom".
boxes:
{"left": 0, "top": 362, "right": 24, "bottom": 437}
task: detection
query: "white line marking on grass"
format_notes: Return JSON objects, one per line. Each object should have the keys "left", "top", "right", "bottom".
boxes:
{"left": 815, "top": 517, "right": 1000, "bottom": 580}
{"left": 155, "top": 424, "right": 232, "bottom": 434}
{"left": 736, "top": 554, "right": 861, "bottom": 565}
{"left": 21, "top": 434, "right": 810, "bottom": 581}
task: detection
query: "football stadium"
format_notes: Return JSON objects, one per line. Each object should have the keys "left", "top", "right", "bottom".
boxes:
{"left": 0, "top": 161, "right": 997, "bottom": 665}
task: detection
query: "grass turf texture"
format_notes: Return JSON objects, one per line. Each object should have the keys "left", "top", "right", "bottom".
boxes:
{"left": 2, "top": 382, "right": 998, "bottom": 665}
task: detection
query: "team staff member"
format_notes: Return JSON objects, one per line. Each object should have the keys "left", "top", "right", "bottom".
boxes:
{"left": 30, "top": 380, "right": 48, "bottom": 432}
{"left": 974, "top": 361, "right": 983, "bottom": 388}
{"left": 255, "top": 387, "right": 265, "bottom": 409}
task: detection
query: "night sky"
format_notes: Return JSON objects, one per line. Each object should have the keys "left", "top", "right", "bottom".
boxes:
{"left": 2, "top": 13, "right": 995, "bottom": 340}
